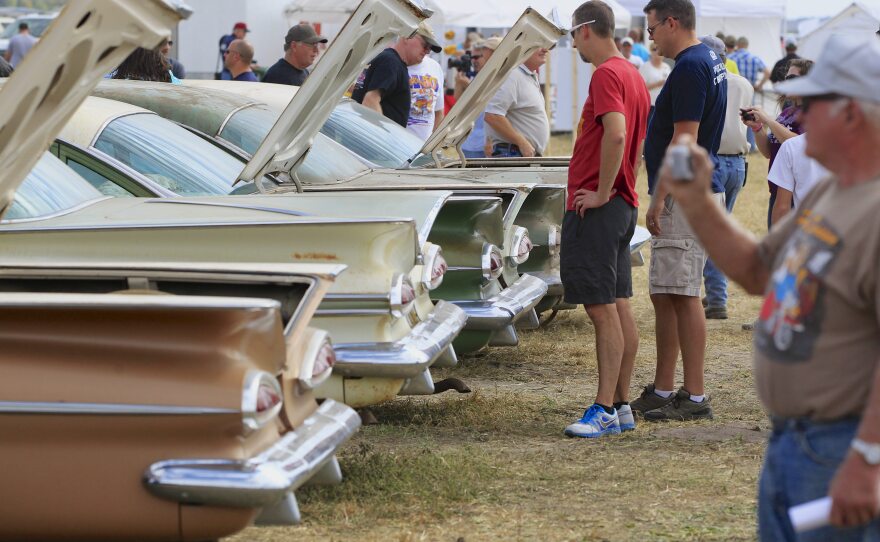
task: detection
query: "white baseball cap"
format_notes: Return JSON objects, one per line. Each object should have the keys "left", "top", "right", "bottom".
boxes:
{"left": 775, "top": 34, "right": 880, "bottom": 104}
{"left": 621, "top": 37, "right": 634, "bottom": 46}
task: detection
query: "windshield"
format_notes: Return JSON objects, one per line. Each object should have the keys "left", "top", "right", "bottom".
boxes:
{"left": 94, "top": 113, "right": 270, "bottom": 196}
{"left": 1, "top": 17, "right": 54, "bottom": 39}
{"left": 221, "top": 105, "right": 369, "bottom": 184}
{"left": 5, "top": 152, "right": 104, "bottom": 220}
{"left": 321, "top": 100, "right": 424, "bottom": 169}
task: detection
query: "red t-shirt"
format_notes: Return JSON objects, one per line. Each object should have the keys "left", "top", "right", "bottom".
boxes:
{"left": 567, "top": 56, "right": 650, "bottom": 210}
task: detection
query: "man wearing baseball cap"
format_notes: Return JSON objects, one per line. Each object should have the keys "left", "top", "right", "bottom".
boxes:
{"left": 217, "top": 22, "right": 249, "bottom": 80}
{"left": 263, "top": 23, "right": 328, "bottom": 86}
{"left": 656, "top": 34, "right": 880, "bottom": 539}
{"left": 351, "top": 21, "right": 441, "bottom": 127}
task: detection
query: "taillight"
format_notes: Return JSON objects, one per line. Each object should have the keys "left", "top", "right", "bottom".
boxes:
{"left": 482, "top": 243, "right": 504, "bottom": 280}
{"left": 390, "top": 273, "right": 417, "bottom": 317}
{"left": 421, "top": 243, "right": 447, "bottom": 290}
{"left": 242, "top": 370, "right": 283, "bottom": 433}
{"left": 299, "top": 332, "right": 335, "bottom": 390}
{"left": 508, "top": 226, "right": 532, "bottom": 265}
{"left": 548, "top": 225, "right": 561, "bottom": 257}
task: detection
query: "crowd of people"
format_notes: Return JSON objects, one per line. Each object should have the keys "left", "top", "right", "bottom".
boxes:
{"left": 67, "top": 2, "right": 880, "bottom": 537}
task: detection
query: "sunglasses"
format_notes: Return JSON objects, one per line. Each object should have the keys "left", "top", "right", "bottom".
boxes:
{"left": 569, "top": 19, "right": 596, "bottom": 39}
{"left": 801, "top": 94, "right": 845, "bottom": 113}
{"left": 647, "top": 16, "right": 677, "bottom": 37}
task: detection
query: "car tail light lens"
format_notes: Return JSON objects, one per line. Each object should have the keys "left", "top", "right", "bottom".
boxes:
{"left": 508, "top": 226, "right": 532, "bottom": 265}
{"left": 481, "top": 243, "right": 504, "bottom": 280}
{"left": 548, "top": 225, "right": 561, "bottom": 257}
{"left": 299, "top": 332, "right": 336, "bottom": 390}
{"left": 242, "top": 370, "right": 283, "bottom": 433}
{"left": 390, "top": 273, "right": 417, "bottom": 317}
{"left": 421, "top": 244, "right": 447, "bottom": 290}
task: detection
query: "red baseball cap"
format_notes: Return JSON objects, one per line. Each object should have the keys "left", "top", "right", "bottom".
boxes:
{"left": 233, "top": 22, "right": 249, "bottom": 32}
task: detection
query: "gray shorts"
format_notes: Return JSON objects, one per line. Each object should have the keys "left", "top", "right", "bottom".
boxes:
{"left": 648, "top": 194, "right": 723, "bottom": 297}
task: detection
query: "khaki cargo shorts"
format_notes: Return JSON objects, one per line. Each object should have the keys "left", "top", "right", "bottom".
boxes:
{"left": 648, "top": 193, "right": 724, "bottom": 297}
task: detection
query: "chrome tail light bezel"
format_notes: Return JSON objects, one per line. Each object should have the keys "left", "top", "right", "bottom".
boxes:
{"left": 298, "top": 329, "right": 336, "bottom": 391}
{"left": 390, "top": 273, "right": 417, "bottom": 318}
{"left": 420, "top": 243, "right": 447, "bottom": 291}
{"left": 481, "top": 243, "right": 504, "bottom": 281}
{"left": 241, "top": 369, "right": 284, "bottom": 434}
{"left": 508, "top": 226, "right": 533, "bottom": 266}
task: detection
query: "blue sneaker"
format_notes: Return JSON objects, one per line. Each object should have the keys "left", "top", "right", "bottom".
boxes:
{"left": 617, "top": 404, "right": 636, "bottom": 432}
{"left": 564, "top": 404, "right": 621, "bottom": 438}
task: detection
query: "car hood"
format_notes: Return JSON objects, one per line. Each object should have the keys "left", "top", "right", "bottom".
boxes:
{"left": 418, "top": 9, "right": 566, "bottom": 161}
{"left": 0, "top": 0, "right": 190, "bottom": 220}
{"left": 238, "top": 0, "right": 430, "bottom": 186}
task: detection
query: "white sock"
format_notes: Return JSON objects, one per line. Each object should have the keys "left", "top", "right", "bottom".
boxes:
{"left": 654, "top": 389, "right": 674, "bottom": 398}
{"left": 689, "top": 394, "right": 705, "bottom": 403}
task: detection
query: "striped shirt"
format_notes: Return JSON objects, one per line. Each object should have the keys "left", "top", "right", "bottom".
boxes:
{"left": 728, "top": 49, "right": 766, "bottom": 85}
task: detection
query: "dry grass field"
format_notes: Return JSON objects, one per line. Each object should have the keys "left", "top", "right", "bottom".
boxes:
{"left": 230, "top": 136, "right": 772, "bottom": 542}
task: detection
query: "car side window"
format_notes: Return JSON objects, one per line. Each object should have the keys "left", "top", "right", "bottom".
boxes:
{"left": 65, "top": 159, "right": 136, "bottom": 198}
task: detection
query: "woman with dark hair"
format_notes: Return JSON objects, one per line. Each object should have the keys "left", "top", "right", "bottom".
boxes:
{"left": 112, "top": 46, "right": 172, "bottom": 83}
{"left": 740, "top": 58, "right": 814, "bottom": 228}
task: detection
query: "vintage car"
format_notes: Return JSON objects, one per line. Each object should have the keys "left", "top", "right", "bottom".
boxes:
{"left": 0, "top": 0, "right": 357, "bottom": 540}
{"left": 49, "top": 96, "right": 544, "bottom": 353}
{"left": 0, "top": 0, "right": 495, "bottom": 408}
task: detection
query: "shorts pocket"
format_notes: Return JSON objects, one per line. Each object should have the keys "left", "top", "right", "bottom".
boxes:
{"left": 649, "top": 237, "right": 696, "bottom": 288}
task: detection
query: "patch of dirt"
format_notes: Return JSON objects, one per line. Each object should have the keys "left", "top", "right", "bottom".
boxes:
{"left": 653, "top": 424, "right": 768, "bottom": 443}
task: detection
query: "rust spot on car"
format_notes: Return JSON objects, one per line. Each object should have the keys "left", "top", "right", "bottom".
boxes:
{"left": 293, "top": 252, "right": 339, "bottom": 261}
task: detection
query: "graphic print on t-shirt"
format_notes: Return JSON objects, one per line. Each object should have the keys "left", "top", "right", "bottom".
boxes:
{"left": 756, "top": 210, "right": 842, "bottom": 361}
{"left": 409, "top": 73, "right": 439, "bottom": 121}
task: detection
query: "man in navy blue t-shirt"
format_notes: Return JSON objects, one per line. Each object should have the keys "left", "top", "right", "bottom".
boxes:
{"left": 629, "top": 0, "right": 727, "bottom": 422}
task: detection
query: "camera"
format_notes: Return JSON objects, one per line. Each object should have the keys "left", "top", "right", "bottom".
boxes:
{"left": 447, "top": 52, "right": 473, "bottom": 73}
{"left": 740, "top": 108, "right": 756, "bottom": 122}
{"left": 665, "top": 144, "right": 694, "bottom": 181}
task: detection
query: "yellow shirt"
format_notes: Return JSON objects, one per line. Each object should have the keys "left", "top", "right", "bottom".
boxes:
{"left": 726, "top": 58, "right": 739, "bottom": 75}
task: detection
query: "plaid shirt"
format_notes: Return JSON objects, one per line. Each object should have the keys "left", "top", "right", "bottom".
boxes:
{"left": 728, "top": 49, "right": 767, "bottom": 85}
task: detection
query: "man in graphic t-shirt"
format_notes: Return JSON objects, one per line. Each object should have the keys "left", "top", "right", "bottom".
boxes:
{"left": 656, "top": 33, "right": 880, "bottom": 541}
{"left": 630, "top": 0, "right": 727, "bottom": 422}
{"left": 561, "top": 0, "right": 650, "bottom": 439}
{"left": 351, "top": 22, "right": 441, "bottom": 127}
{"left": 406, "top": 55, "right": 445, "bottom": 141}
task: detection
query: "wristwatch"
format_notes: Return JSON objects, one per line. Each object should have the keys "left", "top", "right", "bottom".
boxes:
{"left": 851, "top": 439, "right": 880, "bottom": 465}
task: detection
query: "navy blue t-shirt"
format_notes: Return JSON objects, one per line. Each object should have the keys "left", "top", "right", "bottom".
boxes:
{"left": 351, "top": 48, "right": 411, "bottom": 127}
{"left": 645, "top": 43, "right": 727, "bottom": 194}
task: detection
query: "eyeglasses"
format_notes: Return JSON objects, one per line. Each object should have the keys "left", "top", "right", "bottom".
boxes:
{"left": 417, "top": 36, "right": 431, "bottom": 52}
{"left": 801, "top": 93, "right": 845, "bottom": 114}
{"left": 569, "top": 19, "right": 596, "bottom": 39}
{"left": 647, "top": 16, "right": 677, "bottom": 37}
{"left": 167, "top": 40, "right": 173, "bottom": 46}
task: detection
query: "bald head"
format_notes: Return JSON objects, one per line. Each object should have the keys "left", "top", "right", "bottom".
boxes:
{"left": 229, "top": 39, "right": 254, "bottom": 64}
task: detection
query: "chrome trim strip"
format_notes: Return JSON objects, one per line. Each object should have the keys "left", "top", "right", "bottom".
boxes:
{"left": 88, "top": 111, "right": 152, "bottom": 149}
{"left": 0, "top": 217, "right": 416, "bottom": 233}
{"left": 0, "top": 196, "right": 112, "bottom": 224}
{"left": 525, "top": 271, "right": 563, "bottom": 297}
{"left": 314, "top": 309, "right": 390, "bottom": 316}
{"left": 331, "top": 301, "right": 466, "bottom": 377}
{"left": 148, "top": 199, "right": 311, "bottom": 217}
{"left": 322, "top": 293, "right": 388, "bottom": 302}
{"left": 144, "top": 399, "right": 361, "bottom": 508}
{"left": 217, "top": 102, "right": 262, "bottom": 137}
{"left": 0, "top": 401, "right": 238, "bottom": 416}
{"left": 80, "top": 143, "right": 179, "bottom": 198}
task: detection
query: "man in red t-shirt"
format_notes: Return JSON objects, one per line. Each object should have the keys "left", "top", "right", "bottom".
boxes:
{"left": 562, "top": 0, "right": 650, "bottom": 439}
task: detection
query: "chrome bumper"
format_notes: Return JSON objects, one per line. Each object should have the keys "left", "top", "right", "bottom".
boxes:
{"left": 453, "top": 274, "right": 548, "bottom": 331}
{"left": 525, "top": 270, "right": 563, "bottom": 296}
{"left": 143, "top": 400, "right": 360, "bottom": 509}
{"left": 331, "top": 301, "right": 467, "bottom": 378}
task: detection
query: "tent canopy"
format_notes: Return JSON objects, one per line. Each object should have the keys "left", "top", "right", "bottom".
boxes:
{"left": 799, "top": 2, "right": 880, "bottom": 60}
{"left": 285, "top": 0, "right": 631, "bottom": 29}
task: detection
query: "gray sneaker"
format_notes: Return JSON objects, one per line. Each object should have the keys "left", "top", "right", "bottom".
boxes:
{"left": 630, "top": 384, "right": 674, "bottom": 414}
{"left": 643, "top": 388, "right": 714, "bottom": 421}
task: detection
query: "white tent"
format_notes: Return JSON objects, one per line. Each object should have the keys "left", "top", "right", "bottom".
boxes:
{"left": 798, "top": 2, "right": 880, "bottom": 60}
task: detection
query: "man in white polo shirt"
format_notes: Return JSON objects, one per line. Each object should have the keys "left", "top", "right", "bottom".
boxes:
{"left": 484, "top": 48, "right": 550, "bottom": 158}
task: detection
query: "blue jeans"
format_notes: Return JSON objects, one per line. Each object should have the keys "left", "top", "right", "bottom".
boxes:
{"left": 759, "top": 417, "right": 880, "bottom": 541}
{"left": 462, "top": 149, "right": 485, "bottom": 159}
{"left": 702, "top": 155, "right": 746, "bottom": 308}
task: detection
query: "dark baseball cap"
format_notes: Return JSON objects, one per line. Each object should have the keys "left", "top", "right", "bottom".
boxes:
{"left": 285, "top": 24, "right": 328, "bottom": 45}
